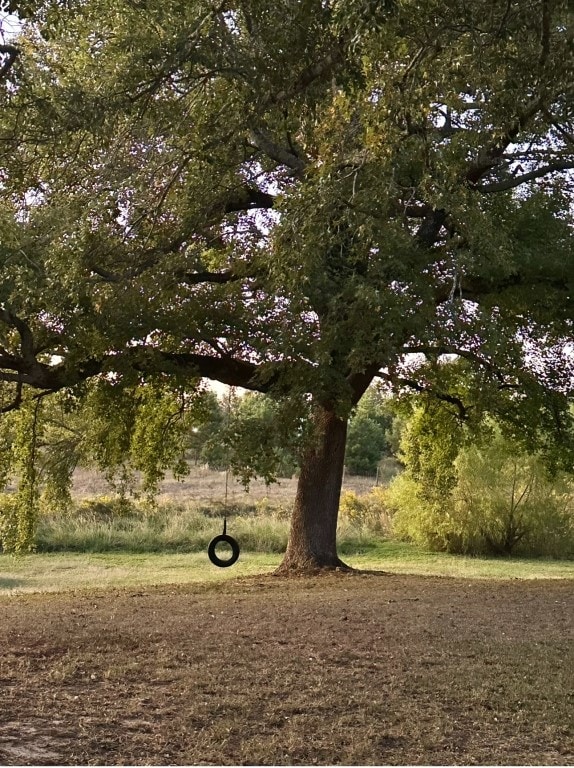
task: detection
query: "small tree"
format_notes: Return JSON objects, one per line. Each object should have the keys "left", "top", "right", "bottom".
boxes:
{"left": 345, "top": 387, "right": 393, "bottom": 475}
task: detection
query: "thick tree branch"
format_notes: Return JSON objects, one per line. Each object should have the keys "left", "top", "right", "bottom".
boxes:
{"left": 348, "top": 365, "right": 382, "bottom": 405}
{"left": 475, "top": 160, "right": 574, "bottom": 192}
{"left": 88, "top": 264, "right": 122, "bottom": 282}
{"left": 431, "top": 269, "right": 572, "bottom": 307}
{"left": 129, "top": 350, "right": 270, "bottom": 392}
{"left": 220, "top": 186, "right": 276, "bottom": 214}
{"left": 415, "top": 208, "right": 446, "bottom": 248}
{"left": 0, "top": 342, "right": 272, "bottom": 397}
{"left": 248, "top": 127, "right": 308, "bottom": 175}
{"left": 0, "top": 43, "right": 18, "bottom": 79}
{"left": 0, "top": 307, "right": 36, "bottom": 361}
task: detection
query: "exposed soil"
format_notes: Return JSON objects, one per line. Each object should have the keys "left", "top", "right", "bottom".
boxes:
{"left": 0, "top": 573, "right": 572, "bottom": 765}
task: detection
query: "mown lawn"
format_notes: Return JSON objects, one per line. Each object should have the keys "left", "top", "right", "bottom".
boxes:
{"left": 0, "top": 542, "right": 572, "bottom": 595}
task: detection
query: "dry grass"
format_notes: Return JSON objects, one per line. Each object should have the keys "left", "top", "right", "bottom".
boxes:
{"left": 0, "top": 574, "right": 572, "bottom": 765}
{"left": 71, "top": 464, "right": 386, "bottom": 504}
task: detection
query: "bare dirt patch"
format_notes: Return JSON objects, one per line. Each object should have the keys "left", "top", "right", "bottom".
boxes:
{"left": 0, "top": 574, "right": 572, "bottom": 765}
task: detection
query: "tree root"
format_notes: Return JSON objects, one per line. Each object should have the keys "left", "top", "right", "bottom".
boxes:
{"left": 273, "top": 556, "right": 355, "bottom": 577}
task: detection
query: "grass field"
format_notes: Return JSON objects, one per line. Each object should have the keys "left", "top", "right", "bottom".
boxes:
{"left": 1, "top": 543, "right": 573, "bottom": 595}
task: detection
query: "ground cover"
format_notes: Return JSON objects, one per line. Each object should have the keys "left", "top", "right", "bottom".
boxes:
{"left": 1, "top": 545, "right": 573, "bottom": 596}
{"left": 0, "top": 573, "right": 571, "bottom": 765}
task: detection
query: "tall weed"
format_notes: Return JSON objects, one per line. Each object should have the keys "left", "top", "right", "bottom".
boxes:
{"left": 36, "top": 497, "right": 291, "bottom": 554}
{"left": 36, "top": 493, "right": 388, "bottom": 555}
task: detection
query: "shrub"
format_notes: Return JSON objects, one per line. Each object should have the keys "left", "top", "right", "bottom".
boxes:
{"left": 386, "top": 474, "right": 466, "bottom": 552}
{"left": 339, "top": 488, "right": 391, "bottom": 535}
{"left": 455, "top": 438, "right": 574, "bottom": 558}
{"left": 387, "top": 433, "right": 574, "bottom": 558}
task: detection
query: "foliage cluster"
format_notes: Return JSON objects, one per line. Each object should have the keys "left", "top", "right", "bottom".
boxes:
{"left": 388, "top": 407, "right": 574, "bottom": 559}
{"left": 194, "top": 391, "right": 304, "bottom": 484}
{"left": 0, "top": 381, "right": 214, "bottom": 551}
{"left": 339, "top": 487, "right": 391, "bottom": 534}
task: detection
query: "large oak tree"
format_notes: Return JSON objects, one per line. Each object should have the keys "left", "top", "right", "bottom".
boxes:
{"left": 1, "top": 0, "right": 574, "bottom": 569}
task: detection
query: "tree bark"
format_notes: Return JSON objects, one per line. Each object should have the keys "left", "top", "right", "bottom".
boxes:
{"left": 276, "top": 404, "right": 351, "bottom": 573}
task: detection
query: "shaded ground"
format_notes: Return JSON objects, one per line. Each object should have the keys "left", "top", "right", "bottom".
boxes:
{"left": 0, "top": 573, "right": 572, "bottom": 765}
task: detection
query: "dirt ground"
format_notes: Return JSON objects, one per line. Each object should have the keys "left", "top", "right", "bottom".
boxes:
{"left": 0, "top": 573, "right": 572, "bottom": 766}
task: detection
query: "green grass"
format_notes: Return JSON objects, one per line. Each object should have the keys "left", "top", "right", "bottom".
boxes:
{"left": 2, "top": 497, "right": 571, "bottom": 594}
{"left": 350, "top": 540, "right": 574, "bottom": 579}
{"left": 1, "top": 542, "right": 572, "bottom": 595}
{"left": 0, "top": 551, "right": 281, "bottom": 594}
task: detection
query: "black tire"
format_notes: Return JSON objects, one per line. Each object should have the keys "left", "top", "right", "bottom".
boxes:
{"left": 208, "top": 533, "right": 240, "bottom": 567}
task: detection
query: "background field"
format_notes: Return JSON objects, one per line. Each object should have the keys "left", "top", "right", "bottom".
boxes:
{"left": 71, "top": 463, "right": 390, "bottom": 503}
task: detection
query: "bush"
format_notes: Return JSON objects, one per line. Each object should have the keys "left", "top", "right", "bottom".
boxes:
{"left": 455, "top": 438, "right": 574, "bottom": 558}
{"left": 387, "top": 433, "right": 574, "bottom": 558}
{"left": 339, "top": 488, "right": 391, "bottom": 535}
{"left": 386, "top": 474, "right": 465, "bottom": 552}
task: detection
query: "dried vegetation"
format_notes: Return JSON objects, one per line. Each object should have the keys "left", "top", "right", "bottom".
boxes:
{"left": 0, "top": 573, "right": 572, "bottom": 765}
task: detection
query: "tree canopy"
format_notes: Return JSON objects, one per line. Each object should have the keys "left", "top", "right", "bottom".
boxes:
{"left": 1, "top": 0, "right": 574, "bottom": 568}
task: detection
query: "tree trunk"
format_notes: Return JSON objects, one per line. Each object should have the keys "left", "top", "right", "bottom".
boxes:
{"left": 276, "top": 404, "right": 350, "bottom": 573}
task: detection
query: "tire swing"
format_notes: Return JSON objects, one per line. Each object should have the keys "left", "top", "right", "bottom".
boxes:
{"left": 208, "top": 517, "right": 240, "bottom": 568}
